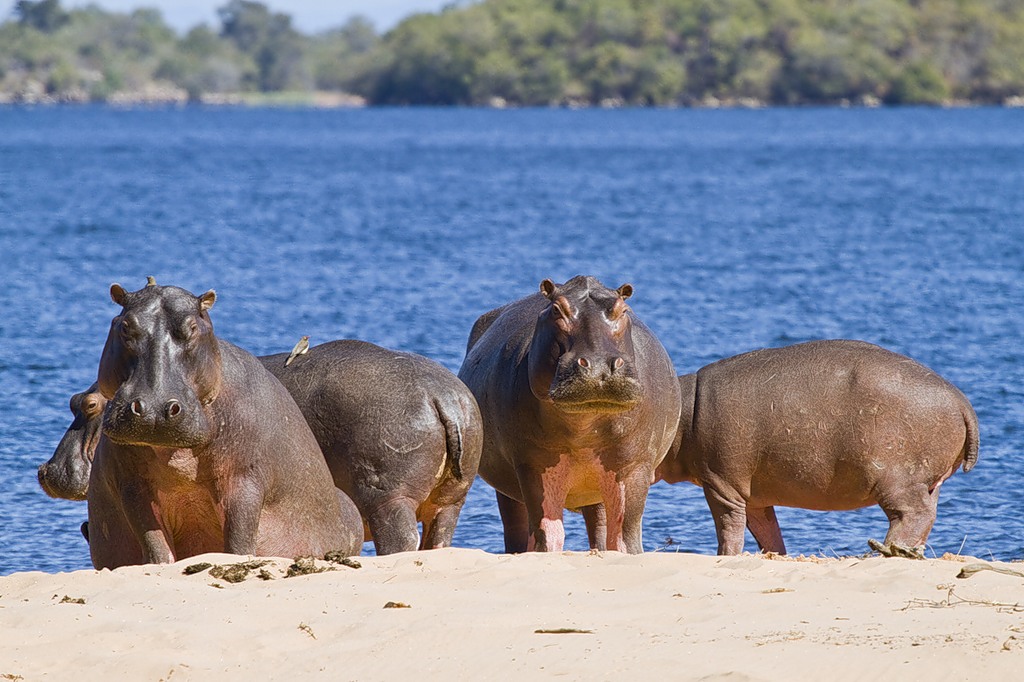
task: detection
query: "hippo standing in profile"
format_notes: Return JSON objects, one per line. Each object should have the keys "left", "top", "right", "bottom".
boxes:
{"left": 656, "top": 339, "right": 979, "bottom": 557}
{"left": 259, "top": 340, "right": 483, "bottom": 555}
{"left": 459, "top": 276, "right": 681, "bottom": 554}
{"left": 87, "top": 281, "right": 362, "bottom": 568}
{"left": 38, "top": 383, "right": 106, "bottom": 501}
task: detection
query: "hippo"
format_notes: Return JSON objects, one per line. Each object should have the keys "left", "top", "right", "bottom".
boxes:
{"left": 458, "top": 276, "right": 681, "bottom": 554}
{"left": 259, "top": 340, "right": 484, "bottom": 555}
{"left": 656, "top": 339, "right": 979, "bottom": 557}
{"left": 39, "top": 336, "right": 474, "bottom": 558}
{"left": 37, "top": 383, "right": 106, "bottom": 501}
{"left": 87, "top": 280, "right": 362, "bottom": 568}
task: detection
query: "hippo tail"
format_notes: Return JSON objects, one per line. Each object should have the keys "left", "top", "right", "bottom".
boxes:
{"left": 960, "top": 402, "right": 980, "bottom": 473}
{"left": 434, "top": 398, "right": 465, "bottom": 481}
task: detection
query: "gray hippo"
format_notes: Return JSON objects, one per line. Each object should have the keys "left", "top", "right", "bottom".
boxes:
{"left": 259, "top": 340, "right": 483, "bottom": 555}
{"left": 38, "top": 383, "right": 106, "bottom": 501}
{"left": 88, "top": 280, "right": 363, "bottom": 568}
{"left": 459, "top": 276, "right": 681, "bottom": 553}
{"left": 656, "top": 339, "right": 979, "bottom": 557}
{"left": 40, "top": 338, "right": 478, "bottom": 558}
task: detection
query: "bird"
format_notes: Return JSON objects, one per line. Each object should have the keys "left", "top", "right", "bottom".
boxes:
{"left": 285, "top": 335, "right": 310, "bottom": 366}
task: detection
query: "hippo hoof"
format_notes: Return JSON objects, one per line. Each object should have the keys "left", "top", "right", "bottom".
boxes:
{"left": 868, "top": 538, "right": 925, "bottom": 559}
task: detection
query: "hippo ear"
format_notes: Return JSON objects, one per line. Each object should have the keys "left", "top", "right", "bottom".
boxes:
{"left": 540, "top": 279, "right": 557, "bottom": 299}
{"left": 199, "top": 290, "right": 216, "bottom": 311}
{"left": 146, "top": 276, "right": 157, "bottom": 287}
{"left": 617, "top": 284, "right": 633, "bottom": 300}
{"left": 110, "top": 284, "right": 127, "bottom": 306}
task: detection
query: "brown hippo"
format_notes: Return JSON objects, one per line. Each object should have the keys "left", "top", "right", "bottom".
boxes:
{"left": 40, "top": 338, "right": 474, "bottom": 558}
{"left": 259, "top": 340, "right": 484, "bottom": 555}
{"left": 37, "top": 383, "right": 106, "bottom": 501}
{"left": 88, "top": 280, "right": 362, "bottom": 568}
{"left": 459, "top": 276, "right": 681, "bottom": 554}
{"left": 656, "top": 339, "right": 979, "bottom": 557}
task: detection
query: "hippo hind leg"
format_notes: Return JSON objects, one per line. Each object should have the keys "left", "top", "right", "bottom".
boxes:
{"left": 496, "top": 491, "right": 530, "bottom": 553}
{"left": 418, "top": 503, "right": 460, "bottom": 550}
{"left": 746, "top": 506, "right": 786, "bottom": 555}
{"left": 875, "top": 482, "right": 940, "bottom": 557}
{"left": 582, "top": 504, "right": 607, "bottom": 551}
{"left": 366, "top": 497, "right": 420, "bottom": 555}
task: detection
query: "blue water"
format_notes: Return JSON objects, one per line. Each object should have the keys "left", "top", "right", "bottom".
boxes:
{"left": 1, "top": 106, "right": 1021, "bottom": 574}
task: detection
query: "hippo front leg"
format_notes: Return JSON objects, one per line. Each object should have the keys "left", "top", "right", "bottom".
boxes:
{"left": 120, "top": 481, "right": 174, "bottom": 563}
{"left": 222, "top": 478, "right": 264, "bottom": 555}
{"left": 702, "top": 485, "right": 748, "bottom": 555}
{"left": 602, "top": 466, "right": 652, "bottom": 554}
{"left": 516, "top": 463, "right": 568, "bottom": 552}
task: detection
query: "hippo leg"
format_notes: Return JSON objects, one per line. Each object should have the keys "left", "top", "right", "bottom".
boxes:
{"left": 746, "top": 506, "right": 786, "bottom": 554}
{"left": 366, "top": 497, "right": 420, "bottom": 555}
{"left": 878, "top": 482, "right": 940, "bottom": 552}
{"left": 419, "top": 503, "right": 460, "bottom": 550}
{"left": 703, "top": 486, "right": 748, "bottom": 555}
{"left": 119, "top": 481, "right": 175, "bottom": 563}
{"left": 596, "top": 472, "right": 626, "bottom": 551}
{"left": 617, "top": 467, "right": 653, "bottom": 554}
{"left": 88, "top": 497, "right": 146, "bottom": 569}
{"left": 517, "top": 464, "right": 568, "bottom": 552}
{"left": 496, "top": 491, "right": 529, "bottom": 553}
{"left": 582, "top": 504, "right": 607, "bottom": 551}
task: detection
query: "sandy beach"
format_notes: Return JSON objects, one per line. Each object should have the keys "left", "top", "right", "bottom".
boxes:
{"left": 3, "top": 548, "right": 1023, "bottom": 680}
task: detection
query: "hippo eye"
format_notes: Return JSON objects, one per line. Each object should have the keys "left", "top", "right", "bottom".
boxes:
{"left": 119, "top": 316, "right": 134, "bottom": 339}
{"left": 183, "top": 318, "right": 200, "bottom": 342}
{"left": 83, "top": 397, "right": 101, "bottom": 415}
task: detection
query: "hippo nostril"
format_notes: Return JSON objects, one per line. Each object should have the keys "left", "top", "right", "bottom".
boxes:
{"left": 165, "top": 400, "right": 181, "bottom": 419}
{"left": 612, "top": 357, "right": 624, "bottom": 371}
{"left": 577, "top": 357, "right": 590, "bottom": 369}
{"left": 130, "top": 399, "right": 146, "bottom": 416}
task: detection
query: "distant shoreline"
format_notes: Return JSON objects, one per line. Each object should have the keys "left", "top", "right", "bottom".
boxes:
{"left": 3, "top": 90, "right": 1024, "bottom": 109}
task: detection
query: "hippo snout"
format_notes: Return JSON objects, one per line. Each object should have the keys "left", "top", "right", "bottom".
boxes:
{"left": 37, "top": 460, "right": 88, "bottom": 501}
{"left": 548, "top": 356, "right": 642, "bottom": 413}
{"left": 104, "top": 391, "right": 210, "bottom": 448}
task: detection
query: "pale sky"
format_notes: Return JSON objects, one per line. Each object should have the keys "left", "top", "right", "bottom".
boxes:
{"left": 12, "top": 1, "right": 469, "bottom": 33}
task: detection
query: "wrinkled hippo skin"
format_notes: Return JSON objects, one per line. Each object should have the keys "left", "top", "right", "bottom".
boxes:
{"left": 657, "top": 339, "right": 979, "bottom": 555}
{"left": 88, "top": 281, "right": 362, "bottom": 569}
{"left": 38, "top": 383, "right": 106, "bottom": 501}
{"left": 459, "top": 276, "right": 681, "bottom": 554}
{"left": 260, "top": 340, "right": 483, "bottom": 555}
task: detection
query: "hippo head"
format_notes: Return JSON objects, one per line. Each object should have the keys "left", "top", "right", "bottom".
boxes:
{"left": 527, "top": 275, "right": 642, "bottom": 414}
{"left": 37, "top": 383, "right": 106, "bottom": 500}
{"left": 98, "top": 279, "right": 222, "bottom": 449}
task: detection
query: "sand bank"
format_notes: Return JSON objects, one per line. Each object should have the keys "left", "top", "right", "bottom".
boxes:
{"left": 3, "top": 549, "right": 1023, "bottom": 680}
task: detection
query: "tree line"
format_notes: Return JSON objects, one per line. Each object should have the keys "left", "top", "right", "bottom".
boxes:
{"left": 2, "top": 0, "right": 1023, "bottom": 106}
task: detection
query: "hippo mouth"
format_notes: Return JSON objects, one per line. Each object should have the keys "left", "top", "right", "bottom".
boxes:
{"left": 548, "top": 376, "right": 642, "bottom": 414}
{"left": 550, "top": 397, "right": 640, "bottom": 414}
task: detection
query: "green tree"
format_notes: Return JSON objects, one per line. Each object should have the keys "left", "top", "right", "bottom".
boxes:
{"left": 14, "top": 0, "right": 68, "bottom": 33}
{"left": 218, "top": 0, "right": 309, "bottom": 91}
